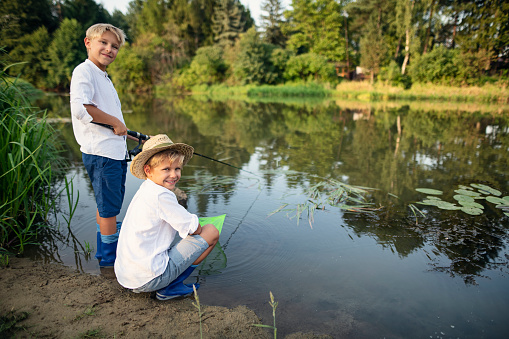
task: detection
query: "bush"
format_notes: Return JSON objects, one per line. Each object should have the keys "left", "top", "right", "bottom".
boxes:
{"left": 284, "top": 53, "right": 337, "bottom": 84}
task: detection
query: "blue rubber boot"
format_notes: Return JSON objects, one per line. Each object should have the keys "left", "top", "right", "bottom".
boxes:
{"left": 156, "top": 265, "right": 200, "bottom": 301}
{"left": 95, "top": 223, "right": 102, "bottom": 260}
{"left": 99, "top": 222, "right": 121, "bottom": 268}
{"left": 95, "top": 221, "right": 121, "bottom": 261}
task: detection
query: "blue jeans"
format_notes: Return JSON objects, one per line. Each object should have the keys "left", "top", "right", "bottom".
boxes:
{"left": 132, "top": 235, "right": 209, "bottom": 293}
{"left": 82, "top": 153, "right": 127, "bottom": 218}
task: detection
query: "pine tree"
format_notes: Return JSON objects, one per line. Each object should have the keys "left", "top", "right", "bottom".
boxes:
{"left": 260, "top": 0, "right": 286, "bottom": 47}
{"left": 212, "top": 0, "right": 242, "bottom": 46}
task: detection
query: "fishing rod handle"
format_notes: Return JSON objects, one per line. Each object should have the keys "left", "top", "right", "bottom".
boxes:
{"left": 91, "top": 122, "right": 149, "bottom": 140}
{"left": 127, "top": 130, "right": 150, "bottom": 141}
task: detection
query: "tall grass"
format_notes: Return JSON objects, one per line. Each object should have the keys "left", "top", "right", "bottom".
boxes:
{"left": 1, "top": 62, "right": 65, "bottom": 253}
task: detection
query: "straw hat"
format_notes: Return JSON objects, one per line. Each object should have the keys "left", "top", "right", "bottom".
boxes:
{"left": 130, "top": 134, "right": 194, "bottom": 180}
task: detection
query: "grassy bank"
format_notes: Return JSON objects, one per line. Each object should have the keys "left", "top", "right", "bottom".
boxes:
{"left": 177, "top": 81, "right": 508, "bottom": 104}
{"left": 334, "top": 81, "right": 509, "bottom": 104}
{"left": 0, "top": 70, "right": 65, "bottom": 254}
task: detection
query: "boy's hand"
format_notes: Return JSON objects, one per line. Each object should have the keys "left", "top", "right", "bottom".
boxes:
{"left": 112, "top": 121, "right": 127, "bottom": 136}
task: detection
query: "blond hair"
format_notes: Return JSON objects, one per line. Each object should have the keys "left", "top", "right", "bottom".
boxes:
{"left": 86, "top": 23, "right": 126, "bottom": 47}
{"left": 145, "top": 150, "right": 185, "bottom": 170}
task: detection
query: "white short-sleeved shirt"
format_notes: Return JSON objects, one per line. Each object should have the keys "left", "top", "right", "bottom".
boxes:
{"left": 114, "top": 179, "right": 200, "bottom": 289}
{"left": 70, "top": 59, "right": 127, "bottom": 160}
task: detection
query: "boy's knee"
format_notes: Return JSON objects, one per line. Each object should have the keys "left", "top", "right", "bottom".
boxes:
{"left": 202, "top": 224, "right": 220, "bottom": 243}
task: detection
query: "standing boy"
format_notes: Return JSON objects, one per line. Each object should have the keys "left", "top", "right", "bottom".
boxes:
{"left": 114, "top": 135, "right": 220, "bottom": 300}
{"left": 70, "top": 23, "right": 133, "bottom": 267}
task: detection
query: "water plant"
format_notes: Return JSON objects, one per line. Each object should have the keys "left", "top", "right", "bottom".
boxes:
{"left": 415, "top": 183, "right": 509, "bottom": 216}
{"left": 270, "top": 178, "right": 378, "bottom": 227}
{"left": 62, "top": 176, "right": 79, "bottom": 227}
{"left": 192, "top": 285, "right": 203, "bottom": 339}
{"left": 253, "top": 291, "right": 278, "bottom": 338}
{"left": 0, "top": 58, "right": 66, "bottom": 253}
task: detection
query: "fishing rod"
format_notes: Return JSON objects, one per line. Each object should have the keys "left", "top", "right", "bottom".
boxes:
{"left": 91, "top": 122, "right": 258, "bottom": 176}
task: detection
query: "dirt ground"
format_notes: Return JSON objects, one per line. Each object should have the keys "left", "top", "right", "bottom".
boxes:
{"left": 0, "top": 257, "right": 331, "bottom": 338}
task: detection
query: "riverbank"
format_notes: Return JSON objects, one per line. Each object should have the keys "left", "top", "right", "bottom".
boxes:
{"left": 172, "top": 81, "right": 509, "bottom": 104}
{"left": 0, "top": 257, "right": 331, "bottom": 338}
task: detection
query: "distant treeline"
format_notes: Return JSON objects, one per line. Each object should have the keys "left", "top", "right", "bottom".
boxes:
{"left": 2, "top": 0, "right": 508, "bottom": 93}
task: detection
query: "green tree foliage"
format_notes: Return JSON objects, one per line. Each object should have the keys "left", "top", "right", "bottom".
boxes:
{"left": 60, "top": 0, "right": 112, "bottom": 30}
{"left": 284, "top": 52, "right": 336, "bottom": 83}
{"left": 212, "top": 0, "right": 243, "bottom": 46}
{"left": 0, "top": 0, "right": 57, "bottom": 50}
{"left": 44, "top": 18, "right": 86, "bottom": 91}
{"left": 232, "top": 27, "right": 277, "bottom": 85}
{"left": 176, "top": 45, "right": 227, "bottom": 88}
{"left": 283, "top": 0, "right": 346, "bottom": 63}
{"left": 108, "top": 43, "right": 151, "bottom": 93}
{"left": 261, "top": 0, "right": 286, "bottom": 47}
{"left": 453, "top": 0, "right": 509, "bottom": 64}
{"left": 8, "top": 27, "right": 52, "bottom": 89}
{"left": 408, "top": 45, "right": 491, "bottom": 86}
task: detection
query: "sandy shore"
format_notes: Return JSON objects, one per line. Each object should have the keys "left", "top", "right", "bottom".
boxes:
{"left": 0, "top": 257, "right": 331, "bottom": 338}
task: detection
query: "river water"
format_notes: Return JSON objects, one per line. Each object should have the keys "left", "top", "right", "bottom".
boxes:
{"left": 33, "top": 95, "right": 509, "bottom": 338}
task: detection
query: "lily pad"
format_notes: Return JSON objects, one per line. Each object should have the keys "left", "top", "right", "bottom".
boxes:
{"left": 458, "top": 185, "right": 473, "bottom": 190}
{"left": 453, "top": 194, "right": 475, "bottom": 203}
{"left": 417, "top": 199, "right": 441, "bottom": 206}
{"left": 460, "top": 206, "right": 484, "bottom": 215}
{"left": 416, "top": 188, "right": 443, "bottom": 195}
{"left": 458, "top": 200, "right": 484, "bottom": 209}
{"left": 505, "top": 212, "right": 509, "bottom": 217}
{"left": 435, "top": 201, "right": 461, "bottom": 210}
{"left": 486, "top": 196, "right": 508, "bottom": 205}
{"left": 470, "top": 183, "right": 501, "bottom": 196}
{"left": 503, "top": 196, "right": 509, "bottom": 203}
{"left": 454, "top": 189, "right": 481, "bottom": 197}
{"left": 426, "top": 196, "right": 442, "bottom": 200}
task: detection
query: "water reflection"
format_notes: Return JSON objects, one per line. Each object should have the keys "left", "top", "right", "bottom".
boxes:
{"left": 36, "top": 94, "right": 509, "bottom": 337}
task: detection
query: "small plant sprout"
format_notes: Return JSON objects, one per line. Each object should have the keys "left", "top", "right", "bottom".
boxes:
{"left": 192, "top": 284, "right": 203, "bottom": 339}
{"left": 84, "top": 241, "right": 93, "bottom": 255}
{"left": 253, "top": 291, "right": 278, "bottom": 338}
{"left": 0, "top": 254, "right": 9, "bottom": 268}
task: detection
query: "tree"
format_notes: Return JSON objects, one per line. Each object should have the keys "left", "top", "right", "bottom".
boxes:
{"left": 8, "top": 27, "right": 51, "bottom": 88}
{"left": 44, "top": 18, "right": 85, "bottom": 90}
{"left": 283, "top": 0, "right": 347, "bottom": 64}
{"left": 212, "top": 0, "right": 243, "bottom": 46}
{"left": 261, "top": 0, "right": 286, "bottom": 47}
{"left": 60, "top": 0, "right": 112, "bottom": 31}
{"left": 284, "top": 52, "right": 336, "bottom": 83}
{"left": 233, "top": 27, "right": 277, "bottom": 85}
{"left": 0, "top": 0, "right": 57, "bottom": 51}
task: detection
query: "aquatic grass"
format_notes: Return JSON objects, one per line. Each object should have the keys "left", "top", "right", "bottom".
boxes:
{"left": 192, "top": 285, "right": 203, "bottom": 339}
{"left": 253, "top": 291, "right": 278, "bottom": 338}
{"left": 271, "top": 178, "right": 379, "bottom": 226}
{"left": 247, "top": 83, "right": 331, "bottom": 98}
{"left": 62, "top": 176, "right": 80, "bottom": 228}
{"left": 0, "top": 61, "right": 66, "bottom": 253}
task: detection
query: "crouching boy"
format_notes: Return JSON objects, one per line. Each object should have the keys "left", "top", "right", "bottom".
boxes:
{"left": 114, "top": 135, "right": 219, "bottom": 300}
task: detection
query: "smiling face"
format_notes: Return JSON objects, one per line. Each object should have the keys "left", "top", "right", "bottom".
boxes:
{"left": 144, "top": 156, "right": 183, "bottom": 191}
{"left": 84, "top": 30, "right": 120, "bottom": 71}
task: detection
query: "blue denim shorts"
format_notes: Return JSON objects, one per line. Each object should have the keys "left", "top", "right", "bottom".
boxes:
{"left": 82, "top": 153, "right": 127, "bottom": 218}
{"left": 132, "top": 235, "right": 209, "bottom": 293}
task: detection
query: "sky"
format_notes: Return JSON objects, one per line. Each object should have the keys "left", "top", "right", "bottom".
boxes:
{"left": 98, "top": 0, "right": 291, "bottom": 26}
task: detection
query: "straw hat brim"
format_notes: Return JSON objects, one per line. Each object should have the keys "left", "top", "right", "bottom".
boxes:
{"left": 130, "top": 142, "right": 194, "bottom": 180}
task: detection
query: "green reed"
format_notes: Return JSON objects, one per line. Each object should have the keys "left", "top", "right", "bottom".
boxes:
{"left": 253, "top": 291, "right": 278, "bottom": 338}
{"left": 1, "top": 64, "right": 65, "bottom": 253}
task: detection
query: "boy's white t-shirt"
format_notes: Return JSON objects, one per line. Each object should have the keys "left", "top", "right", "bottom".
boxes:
{"left": 114, "top": 179, "right": 199, "bottom": 289}
{"left": 70, "top": 59, "right": 127, "bottom": 160}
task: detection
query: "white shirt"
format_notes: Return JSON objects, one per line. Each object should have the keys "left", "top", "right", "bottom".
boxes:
{"left": 70, "top": 59, "right": 127, "bottom": 160}
{"left": 114, "top": 179, "right": 199, "bottom": 289}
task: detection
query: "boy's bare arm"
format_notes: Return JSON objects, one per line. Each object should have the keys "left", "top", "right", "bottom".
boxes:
{"left": 84, "top": 104, "right": 127, "bottom": 136}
